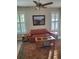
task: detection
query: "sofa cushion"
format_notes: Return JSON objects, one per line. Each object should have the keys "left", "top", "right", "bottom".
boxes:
{"left": 30, "top": 29, "right": 48, "bottom": 35}
{"left": 32, "top": 34, "right": 50, "bottom": 37}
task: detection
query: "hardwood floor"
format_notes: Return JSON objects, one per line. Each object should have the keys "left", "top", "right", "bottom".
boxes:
{"left": 17, "top": 40, "right": 22, "bottom": 54}
{"left": 17, "top": 40, "right": 61, "bottom": 59}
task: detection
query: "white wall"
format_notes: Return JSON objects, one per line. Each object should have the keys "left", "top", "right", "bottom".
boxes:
{"left": 17, "top": 7, "right": 60, "bottom": 33}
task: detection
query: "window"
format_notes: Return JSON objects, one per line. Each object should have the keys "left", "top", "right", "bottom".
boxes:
{"left": 51, "top": 13, "right": 60, "bottom": 35}
{"left": 17, "top": 14, "right": 26, "bottom": 34}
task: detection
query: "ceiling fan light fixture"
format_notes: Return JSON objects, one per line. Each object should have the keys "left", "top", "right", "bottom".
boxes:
{"left": 36, "top": 7, "right": 40, "bottom": 10}
{"left": 33, "top": 0, "right": 53, "bottom": 10}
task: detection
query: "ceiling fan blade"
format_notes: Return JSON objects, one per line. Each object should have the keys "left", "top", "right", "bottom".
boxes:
{"left": 33, "top": 1, "right": 38, "bottom": 5}
{"left": 42, "top": 2, "right": 53, "bottom": 6}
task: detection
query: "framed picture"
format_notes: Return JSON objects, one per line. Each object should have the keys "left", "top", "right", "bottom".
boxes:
{"left": 32, "top": 15, "right": 45, "bottom": 25}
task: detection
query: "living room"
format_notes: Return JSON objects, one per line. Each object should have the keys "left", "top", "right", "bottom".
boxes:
{"left": 1, "top": 0, "right": 79, "bottom": 59}
{"left": 17, "top": 0, "right": 61, "bottom": 59}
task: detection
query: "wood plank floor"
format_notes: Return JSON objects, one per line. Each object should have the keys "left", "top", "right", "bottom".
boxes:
{"left": 17, "top": 40, "right": 61, "bottom": 59}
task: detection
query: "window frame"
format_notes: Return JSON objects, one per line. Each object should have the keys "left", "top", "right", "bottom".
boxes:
{"left": 51, "top": 13, "right": 60, "bottom": 35}
{"left": 17, "top": 14, "right": 26, "bottom": 34}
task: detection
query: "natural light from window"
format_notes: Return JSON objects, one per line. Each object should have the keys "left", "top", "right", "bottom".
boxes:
{"left": 17, "top": 14, "right": 26, "bottom": 34}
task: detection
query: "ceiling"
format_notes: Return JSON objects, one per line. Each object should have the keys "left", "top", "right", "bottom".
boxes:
{"left": 17, "top": 0, "right": 61, "bottom": 8}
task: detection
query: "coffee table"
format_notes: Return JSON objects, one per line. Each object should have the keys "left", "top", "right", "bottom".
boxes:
{"left": 35, "top": 36, "right": 55, "bottom": 48}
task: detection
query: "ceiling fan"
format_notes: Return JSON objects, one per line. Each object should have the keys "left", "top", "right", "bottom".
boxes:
{"left": 33, "top": 0, "right": 53, "bottom": 9}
